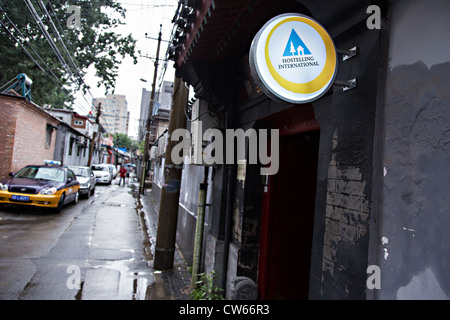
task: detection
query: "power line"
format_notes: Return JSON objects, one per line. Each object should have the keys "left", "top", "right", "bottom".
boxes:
{"left": 3, "top": 1, "right": 95, "bottom": 113}
{"left": 0, "top": 7, "right": 62, "bottom": 86}
{"left": 42, "top": 0, "right": 96, "bottom": 109}
{"left": 4, "top": 0, "right": 177, "bottom": 117}
{"left": 0, "top": 76, "right": 18, "bottom": 91}
{"left": 53, "top": 0, "right": 175, "bottom": 7}
{"left": 25, "top": 0, "right": 93, "bottom": 113}
{"left": 0, "top": 27, "right": 85, "bottom": 113}
{"left": 46, "top": 2, "right": 97, "bottom": 114}
{"left": 0, "top": 3, "right": 176, "bottom": 16}
{"left": 23, "top": 0, "right": 74, "bottom": 78}
{"left": 38, "top": 0, "right": 77, "bottom": 75}
{"left": 0, "top": 6, "right": 90, "bottom": 114}
{"left": 153, "top": 1, "right": 181, "bottom": 96}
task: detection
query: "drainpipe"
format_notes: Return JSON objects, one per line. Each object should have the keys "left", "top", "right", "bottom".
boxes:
{"left": 153, "top": 77, "right": 188, "bottom": 270}
{"left": 191, "top": 166, "right": 209, "bottom": 289}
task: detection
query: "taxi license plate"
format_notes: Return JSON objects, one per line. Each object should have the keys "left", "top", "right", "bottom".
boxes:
{"left": 11, "top": 195, "right": 30, "bottom": 202}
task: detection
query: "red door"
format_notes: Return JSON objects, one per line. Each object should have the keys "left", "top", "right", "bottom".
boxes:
{"left": 258, "top": 105, "right": 319, "bottom": 300}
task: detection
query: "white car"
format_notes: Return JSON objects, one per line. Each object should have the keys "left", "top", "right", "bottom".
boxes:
{"left": 69, "top": 166, "right": 96, "bottom": 198}
{"left": 91, "top": 164, "right": 112, "bottom": 184}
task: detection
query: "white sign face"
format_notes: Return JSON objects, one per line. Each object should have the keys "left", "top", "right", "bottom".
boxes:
{"left": 250, "top": 13, "right": 337, "bottom": 104}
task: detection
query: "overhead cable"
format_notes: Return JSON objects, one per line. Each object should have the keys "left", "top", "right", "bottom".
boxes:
{"left": 41, "top": 0, "right": 96, "bottom": 110}
{"left": 23, "top": 0, "right": 74, "bottom": 79}
{"left": 0, "top": 12, "right": 89, "bottom": 114}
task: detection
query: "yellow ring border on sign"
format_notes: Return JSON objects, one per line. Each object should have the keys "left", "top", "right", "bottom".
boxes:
{"left": 265, "top": 16, "right": 336, "bottom": 95}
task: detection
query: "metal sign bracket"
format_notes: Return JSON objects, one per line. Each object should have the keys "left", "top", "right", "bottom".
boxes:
{"left": 334, "top": 78, "right": 357, "bottom": 91}
{"left": 336, "top": 46, "right": 358, "bottom": 61}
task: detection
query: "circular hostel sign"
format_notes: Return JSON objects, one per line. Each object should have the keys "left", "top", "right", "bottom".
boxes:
{"left": 249, "top": 13, "right": 337, "bottom": 104}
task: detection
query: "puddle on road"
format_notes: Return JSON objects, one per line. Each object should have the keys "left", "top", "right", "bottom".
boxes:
{"left": 76, "top": 258, "right": 156, "bottom": 300}
{"left": 145, "top": 271, "right": 174, "bottom": 300}
{"left": 132, "top": 271, "right": 174, "bottom": 300}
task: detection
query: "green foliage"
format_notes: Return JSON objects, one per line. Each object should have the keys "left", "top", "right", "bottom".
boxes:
{"left": 0, "top": 0, "right": 138, "bottom": 108}
{"left": 111, "top": 133, "right": 132, "bottom": 150}
{"left": 190, "top": 271, "right": 224, "bottom": 300}
{"left": 111, "top": 133, "right": 139, "bottom": 153}
{"left": 138, "top": 140, "right": 145, "bottom": 154}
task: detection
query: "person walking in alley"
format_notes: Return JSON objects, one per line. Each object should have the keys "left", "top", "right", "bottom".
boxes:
{"left": 118, "top": 165, "right": 127, "bottom": 187}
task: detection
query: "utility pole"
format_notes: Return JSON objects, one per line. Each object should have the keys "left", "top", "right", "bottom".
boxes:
{"left": 140, "top": 24, "right": 163, "bottom": 194}
{"left": 154, "top": 76, "right": 188, "bottom": 270}
{"left": 88, "top": 103, "right": 101, "bottom": 166}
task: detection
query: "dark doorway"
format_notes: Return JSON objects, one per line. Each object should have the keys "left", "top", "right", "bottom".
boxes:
{"left": 258, "top": 130, "right": 320, "bottom": 299}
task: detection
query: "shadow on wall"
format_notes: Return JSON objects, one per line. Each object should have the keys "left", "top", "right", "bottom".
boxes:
{"left": 379, "top": 60, "right": 450, "bottom": 300}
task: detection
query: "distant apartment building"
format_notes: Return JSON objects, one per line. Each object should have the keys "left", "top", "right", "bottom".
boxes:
{"left": 153, "top": 81, "right": 173, "bottom": 140}
{"left": 93, "top": 94, "right": 130, "bottom": 135}
{"left": 138, "top": 81, "right": 173, "bottom": 142}
{"left": 138, "top": 88, "right": 151, "bottom": 142}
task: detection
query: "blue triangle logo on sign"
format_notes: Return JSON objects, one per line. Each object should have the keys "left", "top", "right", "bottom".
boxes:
{"left": 282, "top": 29, "right": 312, "bottom": 56}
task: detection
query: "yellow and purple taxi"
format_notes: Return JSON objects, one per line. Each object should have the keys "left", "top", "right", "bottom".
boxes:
{"left": 0, "top": 160, "right": 80, "bottom": 213}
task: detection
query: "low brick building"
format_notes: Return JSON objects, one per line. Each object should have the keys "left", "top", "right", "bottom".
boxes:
{"left": 0, "top": 91, "right": 60, "bottom": 179}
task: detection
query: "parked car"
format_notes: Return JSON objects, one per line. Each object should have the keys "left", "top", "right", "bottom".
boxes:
{"left": 91, "top": 164, "right": 112, "bottom": 184}
{"left": 0, "top": 160, "right": 80, "bottom": 213}
{"left": 69, "top": 166, "right": 96, "bottom": 198}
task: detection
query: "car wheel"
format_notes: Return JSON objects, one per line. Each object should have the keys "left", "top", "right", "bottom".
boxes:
{"left": 54, "top": 194, "right": 65, "bottom": 214}
{"left": 91, "top": 186, "right": 96, "bottom": 195}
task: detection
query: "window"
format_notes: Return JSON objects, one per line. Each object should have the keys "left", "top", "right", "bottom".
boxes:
{"left": 68, "top": 137, "right": 75, "bottom": 156}
{"left": 67, "top": 169, "right": 76, "bottom": 181}
{"left": 16, "top": 166, "right": 65, "bottom": 183}
{"left": 71, "top": 167, "right": 90, "bottom": 177}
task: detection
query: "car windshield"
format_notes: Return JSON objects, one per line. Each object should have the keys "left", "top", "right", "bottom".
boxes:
{"left": 92, "top": 165, "right": 108, "bottom": 172}
{"left": 71, "top": 167, "right": 90, "bottom": 177}
{"left": 15, "top": 166, "right": 65, "bottom": 183}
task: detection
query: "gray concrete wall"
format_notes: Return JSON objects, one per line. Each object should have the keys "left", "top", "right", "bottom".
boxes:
{"left": 372, "top": 0, "right": 450, "bottom": 299}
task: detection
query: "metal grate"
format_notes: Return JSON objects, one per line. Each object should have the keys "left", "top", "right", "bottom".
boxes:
{"left": 9, "top": 186, "right": 38, "bottom": 194}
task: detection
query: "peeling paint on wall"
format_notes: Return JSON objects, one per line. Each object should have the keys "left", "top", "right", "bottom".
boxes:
{"left": 377, "top": 0, "right": 450, "bottom": 299}
{"left": 396, "top": 269, "right": 449, "bottom": 300}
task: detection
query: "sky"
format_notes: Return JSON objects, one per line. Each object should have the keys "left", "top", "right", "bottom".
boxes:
{"left": 73, "top": 0, "right": 178, "bottom": 138}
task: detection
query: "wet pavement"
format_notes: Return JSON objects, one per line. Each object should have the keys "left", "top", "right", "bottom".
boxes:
{"left": 0, "top": 177, "right": 190, "bottom": 300}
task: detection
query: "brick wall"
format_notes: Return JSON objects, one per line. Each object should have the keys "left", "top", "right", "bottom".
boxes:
{"left": 12, "top": 100, "right": 59, "bottom": 172}
{"left": 0, "top": 94, "right": 60, "bottom": 178}
{"left": 321, "top": 128, "right": 371, "bottom": 298}
{"left": 0, "top": 95, "right": 18, "bottom": 179}
{"left": 323, "top": 127, "right": 369, "bottom": 262}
